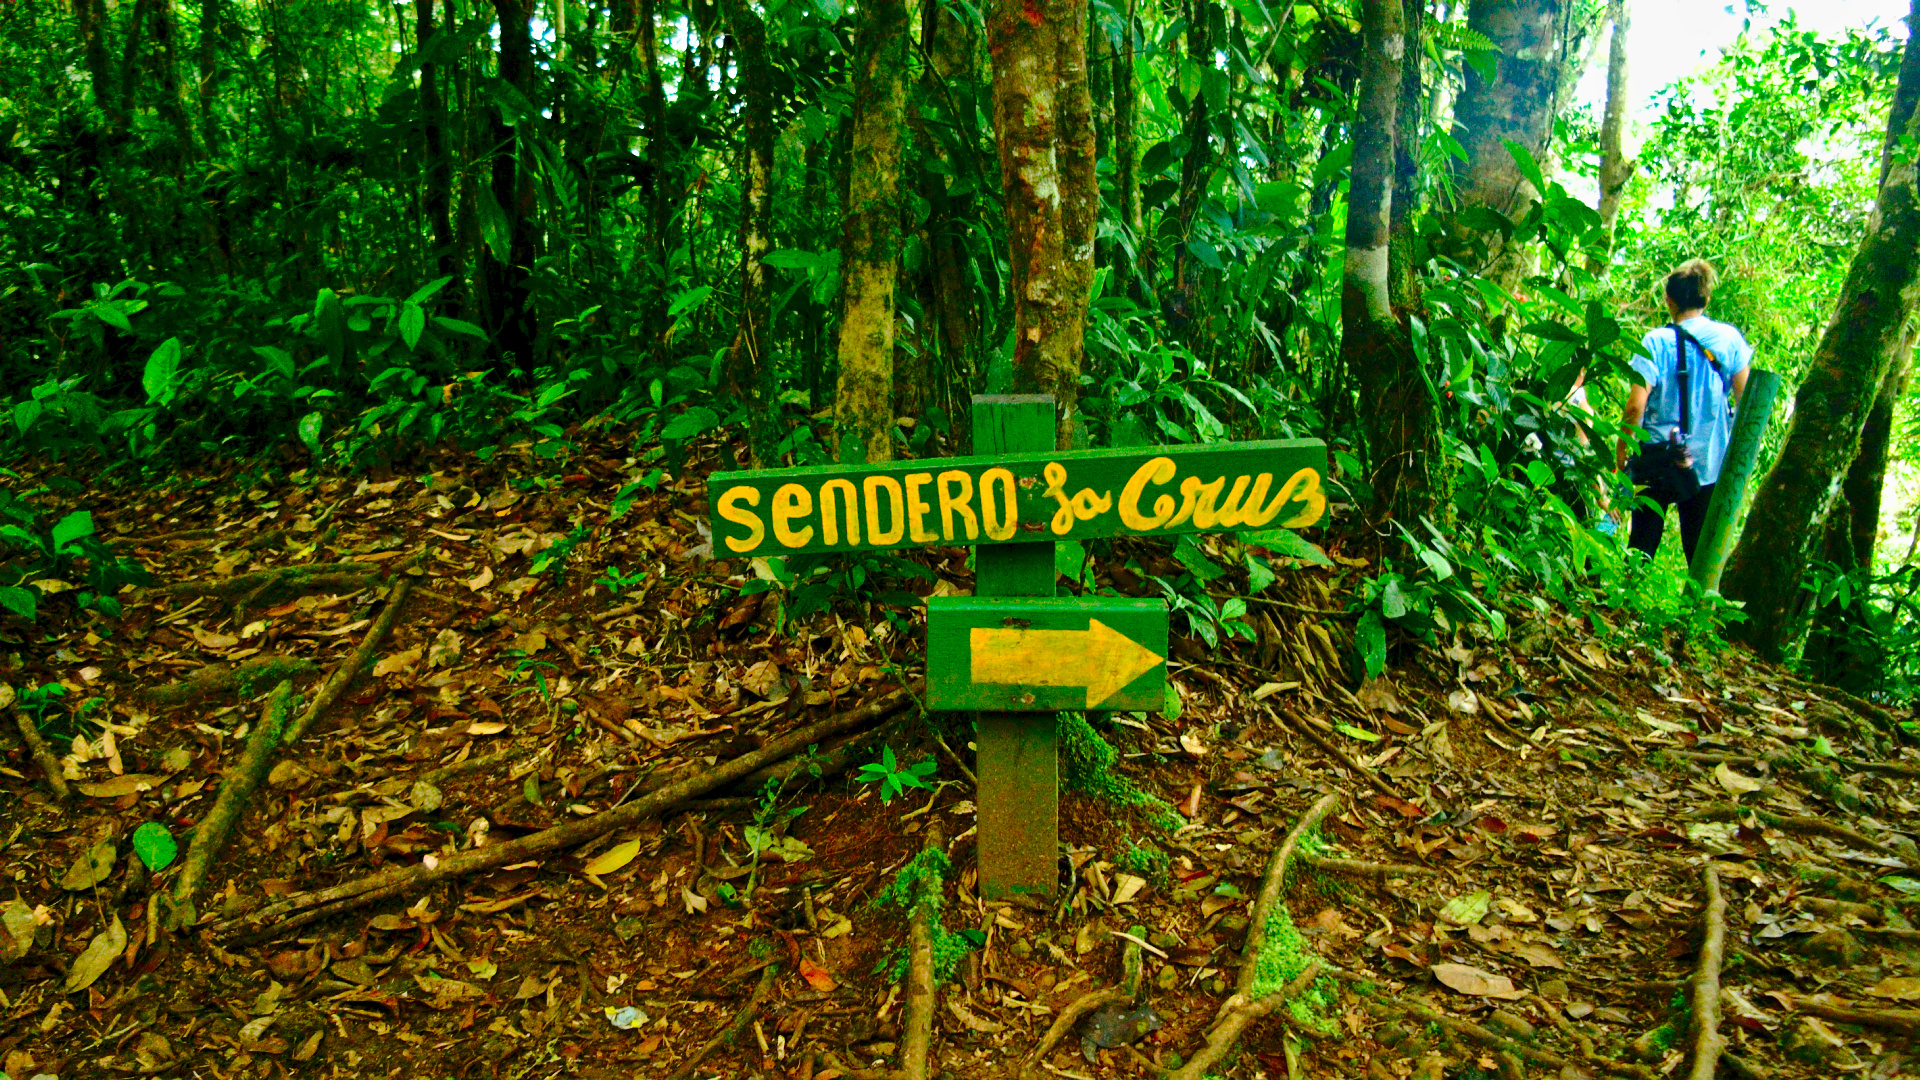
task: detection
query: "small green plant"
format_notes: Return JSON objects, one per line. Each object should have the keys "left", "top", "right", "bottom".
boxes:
{"left": 594, "top": 564, "right": 647, "bottom": 595}
{"left": 870, "top": 846, "right": 982, "bottom": 982}
{"left": 0, "top": 500, "right": 148, "bottom": 621}
{"left": 505, "top": 657, "right": 559, "bottom": 703}
{"left": 742, "top": 775, "right": 810, "bottom": 897}
{"left": 856, "top": 745, "right": 937, "bottom": 804}
{"left": 531, "top": 524, "right": 593, "bottom": 584}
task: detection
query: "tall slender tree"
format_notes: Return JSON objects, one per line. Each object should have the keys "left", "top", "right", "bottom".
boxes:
{"left": 418, "top": 0, "right": 458, "bottom": 288}
{"left": 1451, "top": 0, "right": 1565, "bottom": 218}
{"left": 834, "top": 0, "right": 909, "bottom": 465}
{"left": 724, "top": 0, "right": 779, "bottom": 463}
{"left": 480, "top": 0, "right": 539, "bottom": 368}
{"left": 1722, "top": 0, "right": 1920, "bottom": 663}
{"left": 1594, "top": 0, "right": 1631, "bottom": 257}
{"left": 987, "top": 0, "right": 1097, "bottom": 448}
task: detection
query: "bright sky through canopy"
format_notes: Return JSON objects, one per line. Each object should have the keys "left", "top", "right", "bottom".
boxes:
{"left": 1575, "top": 0, "right": 1912, "bottom": 138}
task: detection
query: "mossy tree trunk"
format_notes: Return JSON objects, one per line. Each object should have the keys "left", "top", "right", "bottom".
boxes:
{"left": 480, "top": 0, "right": 539, "bottom": 370}
{"left": 1723, "top": 0, "right": 1920, "bottom": 663}
{"left": 1451, "top": 0, "right": 1564, "bottom": 220}
{"left": 1112, "top": 0, "right": 1143, "bottom": 298}
{"left": 418, "top": 0, "right": 458, "bottom": 289}
{"left": 834, "top": 0, "right": 909, "bottom": 465}
{"left": 988, "top": 0, "right": 1097, "bottom": 448}
{"left": 1344, "top": 0, "right": 1444, "bottom": 532}
{"left": 908, "top": 0, "right": 982, "bottom": 437}
{"left": 722, "top": 0, "right": 778, "bottom": 464}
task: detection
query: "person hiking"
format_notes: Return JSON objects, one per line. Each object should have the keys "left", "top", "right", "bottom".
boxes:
{"left": 1614, "top": 258, "right": 1752, "bottom": 561}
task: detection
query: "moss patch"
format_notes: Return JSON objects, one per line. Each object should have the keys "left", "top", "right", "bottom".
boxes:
{"left": 1059, "top": 712, "right": 1183, "bottom": 830}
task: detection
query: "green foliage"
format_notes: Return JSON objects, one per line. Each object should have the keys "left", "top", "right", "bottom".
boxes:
{"left": 0, "top": 494, "right": 148, "bottom": 620}
{"left": 1117, "top": 839, "right": 1170, "bottom": 884}
{"left": 131, "top": 822, "right": 178, "bottom": 872}
{"left": 855, "top": 745, "right": 937, "bottom": 805}
{"left": 593, "top": 564, "right": 648, "bottom": 595}
{"left": 870, "top": 846, "right": 980, "bottom": 983}
{"left": 1246, "top": 904, "right": 1335, "bottom": 1031}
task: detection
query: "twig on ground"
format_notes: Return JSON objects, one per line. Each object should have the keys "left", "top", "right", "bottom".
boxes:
{"left": 1773, "top": 674, "right": 1913, "bottom": 745}
{"left": 1557, "top": 651, "right": 1622, "bottom": 705}
{"left": 1687, "top": 864, "right": 1727, "bottom": 1080}
{"left": 1237, "top": 793, "right": 1342, "bottom": 1001}
{"left": 1169, "top": 961, "right": 1324, "bottom": 1080}
{"left": 931, "top": 729, "right": 978, "bottom": 788}
{"left": 1, "top": 683, "right": 69, "bottom": 803}
{"left": 1340, "top": 978, "right": 1656, "bottom": 1080}
{"left": 138, "top": 655, "right": 318, "bottom": 708}
{"left": 1779, "top": 993, "right": 1920, "bottom": 1035}
{"left": 209, "top": 683, "right": 919, "bottom": 940}
{"left": 281, "top": 574, "right": 415, "bottom": 743}
{"left": 422, "top": 742, "right": 547, "bottom": 786}
{"left": 1268, "top": 704, "right": 1404, "bottom": 801}
{"left": 900, "top": 824, "right": 946, "bottom": 1080}
{"left": 664, "top": 962, "right": 778, "bottom": 1080}
{"left": 167, "top": 682, "right": 295, "bottom": 928}
{"left": 1020, "top": 934, "right": 1145, "bottom": 1076}
{"left": 143, "top": 562, "right": 385, "bottom": 602}
{"left": 591, "top": 581, "right": 656, "bottom": 624}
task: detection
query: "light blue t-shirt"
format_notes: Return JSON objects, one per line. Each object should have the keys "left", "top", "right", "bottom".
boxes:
{"left": 1631, "top": 315, "right": 1752, "bottom": 486}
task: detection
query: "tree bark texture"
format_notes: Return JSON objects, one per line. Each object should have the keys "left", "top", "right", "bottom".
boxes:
{"left": 834, "top": 0, "right": 909, "bottom": 465}
{"left": 481, "top": 0, "right": 539, "bottom": 368}
{"left": 76, "top": 0, "right": 119, "bottom": 124}
{"left": 195, "top": 0, "right": 219, "bottom": 153}
{"left": 1344, "top": 0, "right": 1444, "bottom": 530}
{"left": 908, "top": 0, "right": 982, "bottom": 431}
{"left": 1388, "top": 0, "right": 1422, "bottom": 311}
{"left": 1451, "top": 0, "right": 1564, "bottom": 218}
{"left": 722, "top": 0, "right": 779, "bottom": 464}
{"left": 988, "top": 0, "right": 1097, "bottom": 448}
{"left": 1113, "top": 0, "right": 1142, "bottom": 294}
{"left": 1594, "top": 0, "right": 1631, "bottom": 253}
{"left": 1723, "top": 0, "right": 1920, "bottom": 663}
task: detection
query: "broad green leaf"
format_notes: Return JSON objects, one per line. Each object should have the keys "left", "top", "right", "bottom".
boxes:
{"left": 1334, "top": 722, "right": 1382, "bottom": 742}
{"left": 0, "top": 586, "right": 35, "bottom": 621}
{"left": 1503, "top": 138, "right": 1549, "bottom": 198}
{"left": 143, "top": 337, "right": 183, "bottom": 406}
{"left": 93, "top": 303, "right": 133, "bottom": 333}
{"left": 1244, "top": 553, "right": 1275, "bottom": 594}
{"left": 406, "top": 276, "right": 454, "bottom": 305}
{"left": 1525, "top": 460, "right": 1556, "bottom": 489}
{"left": 399, "top": 301, "right": 427, "bottom": 350}
{"left": 1241, "top": 528, "right": 1333, "bottom": 568}
{"left": 298, "top": 412, "right": 325, "bottom": 457}
{"left": 433, "top": 316, "right": 488, "bottom": 339}
{"left": 668, "top": 286, "right": 714, "bottom": 317}
{"left": 477, "top": 186, "right": 512, "bottom": 263}
{"left": 131, "top": 822, "right": 177, "bottom": 871}
{"left": 51, "top": 510, "right": 94, "bottom": 554}
{"left": 660, "top": 406, "right": 719, "bottom": 441}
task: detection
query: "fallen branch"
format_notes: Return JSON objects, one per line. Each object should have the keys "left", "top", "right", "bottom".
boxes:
{"left": 139, "top": 655, "right": 318, "bottom": 708}
{"left": 1269, "top": 705, "right": 1404, "bottom": 802}
{"left": 900, "top": 824, "right": 945, "bottom": 1080}
{"left": 1687, "top": 865, "right": 1727, "bottom": 1080}
{"left": 1778, "top": 992, "right": 1920, "bottom": 1035}
{"left": 281, "top": 574, "right": 415, "bottom": 743}
{"left": 1020, "top": 932, "right": 1145, "bottom": 1076}
{"left": 166, "top": 682, "right": 294, "bottom": 928}
{"left": 1237, "top": 792, "right": 1342, "bottom": 1001}
{"left": 1169, "top": 961, "right": 1323, "bottom": 1080}
{"left": 209, "top": 683, "right": 919, "bottom": 940}
{"left": 421, "top": 742, "right": 546, "bottom": 786}
{"left": 728, "top": 712, "right": 907, "bottom": 794}
{"left": 664, "top": 962, "right": 778, "bottom": 1080}
{"left": 1, "top": 683, "right": 69, "bottom": 803}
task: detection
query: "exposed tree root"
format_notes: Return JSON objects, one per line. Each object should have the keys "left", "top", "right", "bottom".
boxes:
{"left": 1, "top": 682, "right": 69, "bottom": 803}
{"left": 1690, "top": 802, "right": 1896, "bottom": 854}
{"left": 138, "top": 655, "right": 318, "bottom": 708}
{"left": 1301, "top": 853, "right": 1435, "bottom": 878}
{"left": 729, "top": 712, "right": 906, "bottom": 794}
{"left": 281, "top": 574, "right": 414, "bottom": 743}
{"left": 144, "top": 562, "right": 385, "bottom": 602}
{"left": 209, "top": 683, "right": 919, "bottom": 940}
{"left": 1237, "top": 793, "right": 1342, "bottom": 1000}
{"left": 1687, "top": 865, "right": 1727, "bottom": 1080}
{"left": 421, "top": 742, "right": 546, "bottom": 786}
{"left": 900, "top": 824, "right": 945, "bottom": 1080}
{"left": 1342, "top": 978, "right": 1658, "bottom": 1080}
{"left": 1168, "top": 961, "right": 1323, "bottom": 1080}
{"left": 1019, "top": 932, "right": 1145, "bottom": 1076}
{"left": 1778, "top": 992, "right": 1920, "bottom": 1034}
{"left": 1774, "top": 675, "right": 1912, "bottom": 745}
{"left": 1270, "top": 704, "right": 1405, "bottom": 801}
{"left": 166, "top": 682, "right": 295, "bottom": 928}
{"left": 664, "top": 962, "right": 777, "bottom": 1080}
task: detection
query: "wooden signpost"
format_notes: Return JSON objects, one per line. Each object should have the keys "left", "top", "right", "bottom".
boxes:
{"left": 707, "top": 395, "right": 1327, "bottom": 899}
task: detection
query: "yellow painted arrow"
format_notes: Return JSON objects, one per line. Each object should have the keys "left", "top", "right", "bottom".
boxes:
{"left": 969, "top": 619, "right": 1165, "bottom": 709}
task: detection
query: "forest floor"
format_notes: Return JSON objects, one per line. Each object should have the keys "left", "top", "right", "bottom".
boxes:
{"left": 2, "top": 435, "right": 1919, "bottom": 1080}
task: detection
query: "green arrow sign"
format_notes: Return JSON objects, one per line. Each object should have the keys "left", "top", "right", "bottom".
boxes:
{"left": 927, "top": 598, "right": 1168, "bottom": 712}
{"left": 707, "top": 439, "right": 1326, "bottom": 559}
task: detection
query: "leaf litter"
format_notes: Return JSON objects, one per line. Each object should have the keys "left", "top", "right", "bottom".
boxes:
{"left": 0, "top": 440, "right": 1915, "bottom": 1080}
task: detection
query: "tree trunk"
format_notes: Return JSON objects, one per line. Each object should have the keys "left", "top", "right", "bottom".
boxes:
{"left": 988, "top": 0, "right": 1096, "bottom": 448}
{"left": 908, "top": 0, "right": 981, "bottom": 433}
{"left": 834, "top": 0, "right": 908, "bottom": 464}
{"left": 1388, "top": 0, "right": 1422, "bottom": 310}
{"left": 1451, "top": 0, "right": 1564, "bottom": 218}
{"left": 195, "top": 0, "right": 219, "bottom": 153}
{"left": 1344, "top": 0, "right": 1444, "bottom": 530}
{"left": 1113, "top": 0, "right": 1142, "bottom": 296}
{"left": 77, "top": 0, "right": 119, "bottom": 124}
{"left": 1723, "top": 0, "right": 1920, "bottom": 663}
{"left": 1594, "top": 0, "right": 1631, "bottom": 259}
{"left": 118, "top": 0, "right": 154, "bottom": 135}
{"left": 1842, "top": 341, "right": 1916, "bottom": 569}
{"left": 723, "top": 0, "right": 779, "bottom": 464}
{"left": 481, "top": 0, "right": 539, "bottom": 368}
{"left": 418, "top": 0, "right": 457, "bottom": 287}
{"left": 150, "top": 0, "right": 196, "bottom": 157}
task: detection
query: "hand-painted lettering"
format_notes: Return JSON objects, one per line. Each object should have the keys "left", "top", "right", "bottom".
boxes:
{"left": 937, "top": 470, "right": 979, "bottom": 541}
{"left": 820, "top": 478, "right": 860, "bottom": 547}
{"left": 864, "top": 475, "right": 906, "bottom": 545}
{"left": 773, "top": 483, "right": 814, "bottom": 548}
{"left": 1119, "top": 457, "right": 1178, "bottom": 529}
{"left": 717, "top": 486, "right": 765, "bottom": 554}
{"left": 904, "top": 472, "right": 939, "bottom": 543}
{"left": 980, "top": 467, "right": 1018, "bottom": 540}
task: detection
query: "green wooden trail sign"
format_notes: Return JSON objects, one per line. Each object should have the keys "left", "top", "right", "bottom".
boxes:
{"left": 706, "top": 440, "right": 1327, "bottom": 558}
{"left": 705, "top": 395, "right": 1328, "bottom": 900}
{"left": 926, "top": 598, "right": 1167, "bottom": 712}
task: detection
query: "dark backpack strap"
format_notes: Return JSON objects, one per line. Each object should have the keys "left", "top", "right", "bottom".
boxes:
{"left": 1672, "top": 324, "right": 1692, "bottom": 437}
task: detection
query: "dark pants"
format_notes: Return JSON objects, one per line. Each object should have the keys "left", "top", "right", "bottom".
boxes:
{"left": 1629, "top": 483, "right": 1715, "bottom": 562}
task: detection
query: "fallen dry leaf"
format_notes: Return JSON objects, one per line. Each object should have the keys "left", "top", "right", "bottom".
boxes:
{"left": 373, "top": 646, "right": 422, "bottom": 677}
{"left": 466, "top": 565, "right": 495, "bottom": 591}
{"left": 1430, "top": 962, "right": 1527, "bottom": 1000}
{"left": 65, "top": 915, "right": 126, "bottom": 991}
{"left": 798, "top": 955, "right": 838, "bottom": 992}
{"left": 584, "top": 839, "right": 641, "bottom": 877}
{"left": 1714, "top": 762, "right": 1765, "bottom": 795}
{"left": 74, "top": 774, "right": 165, "bottom": 798}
